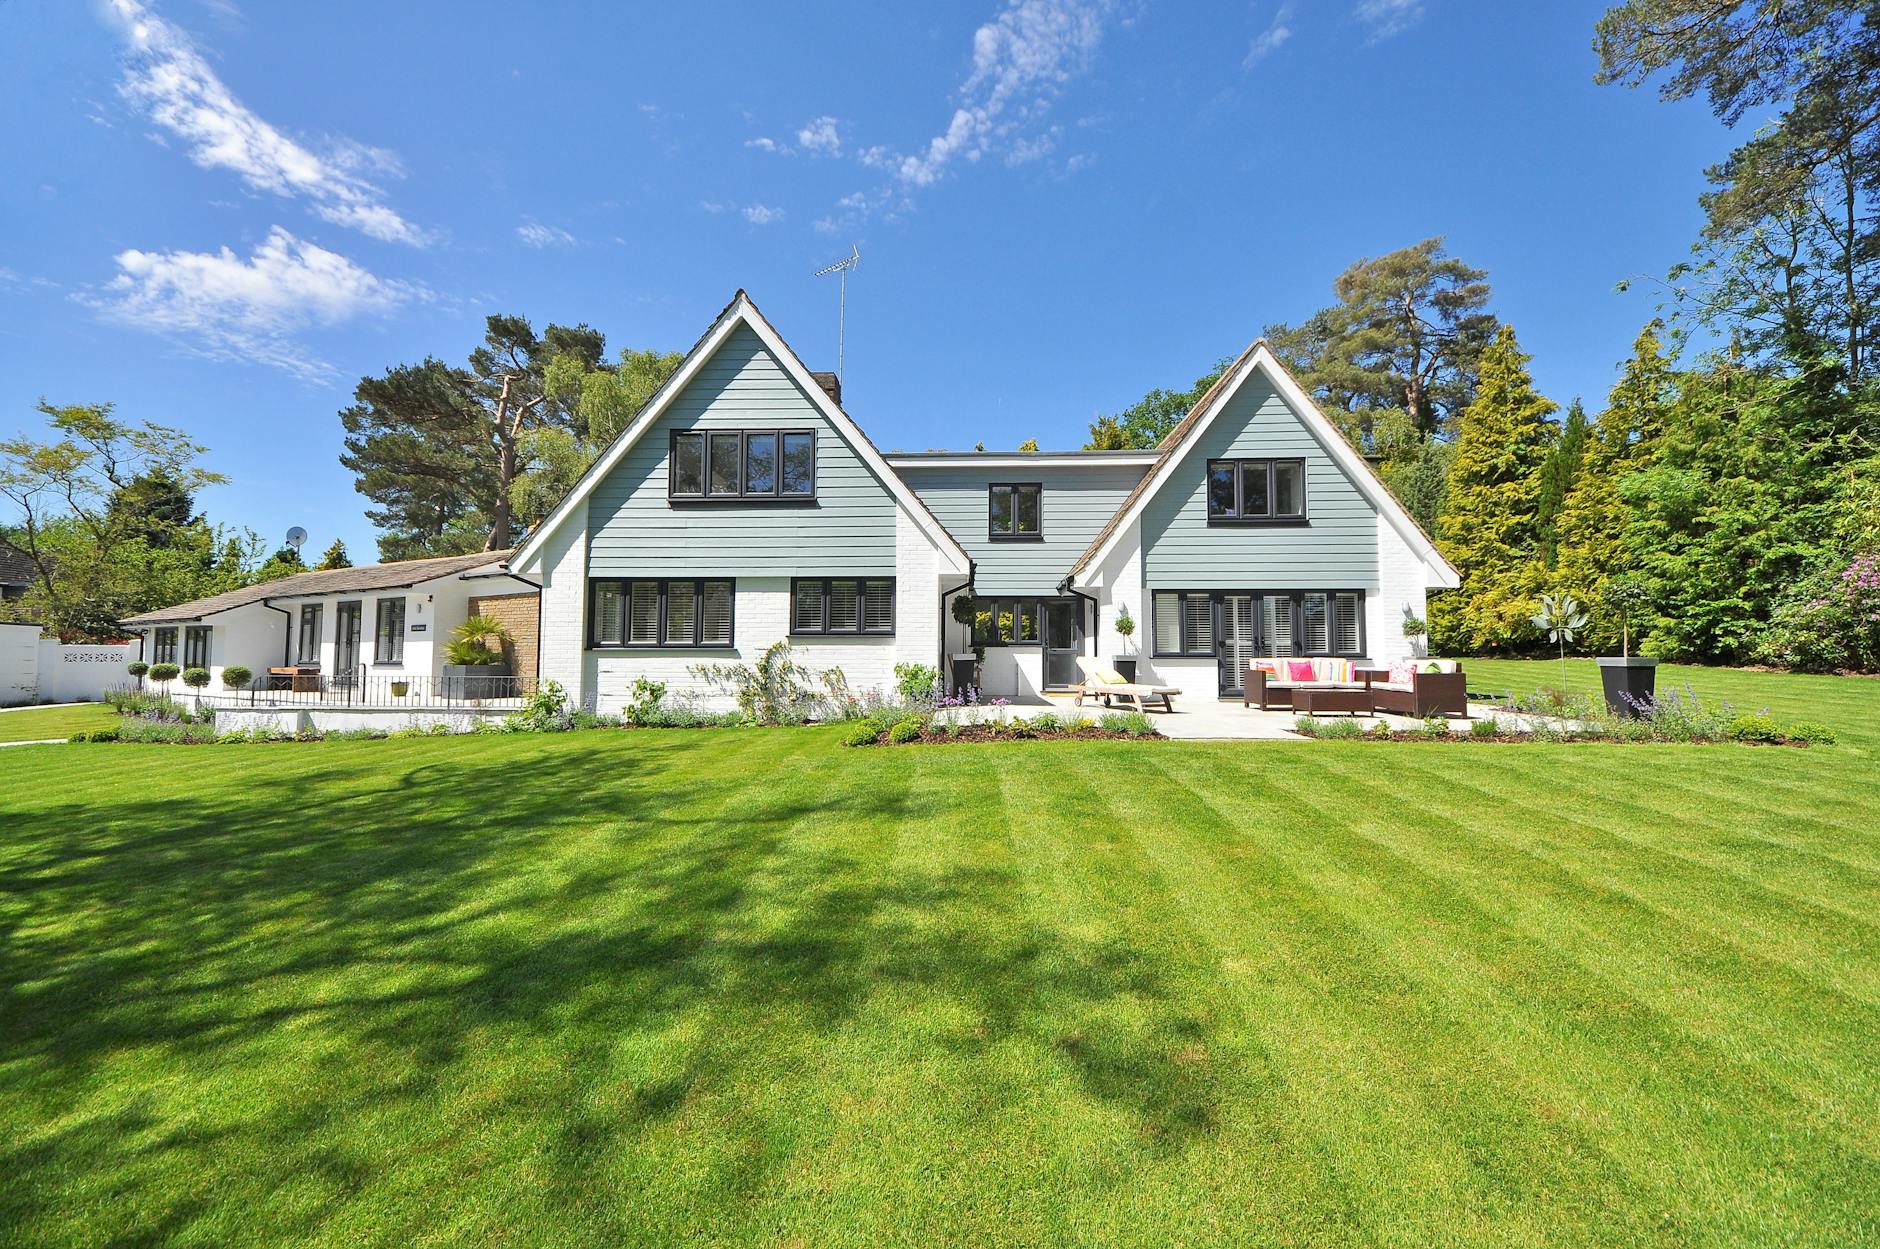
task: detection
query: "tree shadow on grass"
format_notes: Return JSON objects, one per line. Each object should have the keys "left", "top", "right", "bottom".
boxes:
{"left": 1, "top": 733, "right": 1224, "bottom": 1243}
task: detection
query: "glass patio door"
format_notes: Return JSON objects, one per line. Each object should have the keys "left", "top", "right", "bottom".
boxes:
{"left": 1043, "top": 600, "right": 1082, "bottom": 689}
{"left": 1218, "top": 595, "right": 1261, "bottom": 694}
{"left": 334, "top": 601, "right": 363, "bottom": 686}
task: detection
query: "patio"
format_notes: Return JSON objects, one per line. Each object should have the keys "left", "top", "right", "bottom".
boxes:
{"left": 947, "top": 693, "right": 1507, "bottom": 741}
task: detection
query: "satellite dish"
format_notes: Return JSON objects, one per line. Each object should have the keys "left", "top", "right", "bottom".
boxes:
{"left": 285, "top": 527, "right": 308, "bottom": 550}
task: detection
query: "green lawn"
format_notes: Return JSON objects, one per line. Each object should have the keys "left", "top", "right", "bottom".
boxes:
{"left": 3, "top": 668, "right": 1878, "bottom": 1246}
{"left": 0, "top": 702, "right": 116, "bottom": 743}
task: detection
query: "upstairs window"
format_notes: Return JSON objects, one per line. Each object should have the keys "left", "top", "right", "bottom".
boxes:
{"left": 988, "top": 483, "right": 1042, "bottom": 540}
{"left": 1206, "top": 458, "right": 1306, "bottom": 523}
{"left": 670, "top": 430, "right": 815, "bottom": 500}
{"left": 791, "top": 578, "right": 895, "bottom": 636}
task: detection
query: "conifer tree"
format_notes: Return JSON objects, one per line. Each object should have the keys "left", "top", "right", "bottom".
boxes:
{"left": 1431, "top": 325, "right": 1556, "bottom": 650}
{"left": 1536, "top": 398, "right": 1588, "bottom": 566}
{"left": 315, "top": 539, "right": 352, "bottom": 570}
{"left": 1551, "top": 322, "right": 1675, "bottom": 649}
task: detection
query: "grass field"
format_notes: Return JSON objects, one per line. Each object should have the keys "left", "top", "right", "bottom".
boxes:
{"left": 2, "top": 664, "right": 1877, "bottom": 1246}
{"left": 0, "top": 702, "right": 117, "bottom": 743}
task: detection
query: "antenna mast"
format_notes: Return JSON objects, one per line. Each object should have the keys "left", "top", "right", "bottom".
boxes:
{"left": 813, "top": 245, "right": 861, "bottom": 381}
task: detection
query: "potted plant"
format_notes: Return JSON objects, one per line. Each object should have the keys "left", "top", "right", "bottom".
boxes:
{"left": 1401, "top": 610, "right": 1428, "bottom": 659}
{"left": 390, "top": 679, "right": 409, "bottom": 698}
{"left": 949, "top": 593, "right": 983, "bottom": 693}
{"left": 1111, "top": 605, "right": 1138, "bottom": 683}
{"left": 1595, "top": 578, "right": 1657, "bottom": 717}
{"left": 127, "top": 661, "right": 148, "bottom": 690}
{"left": 442, "top": 614, "right": 514, "bottom": 699}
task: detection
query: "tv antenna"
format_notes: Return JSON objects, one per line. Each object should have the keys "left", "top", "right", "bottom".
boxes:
{"left": 813, "top": 245, "right": 861, "bottom": 381}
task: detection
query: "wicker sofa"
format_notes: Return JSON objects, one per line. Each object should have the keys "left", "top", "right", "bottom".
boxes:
{"left": 1358, "top": 659, "right": 1468, "bottom": 718}
{"left": 1241, "top": 657, "right": 1366, "bottom": 710}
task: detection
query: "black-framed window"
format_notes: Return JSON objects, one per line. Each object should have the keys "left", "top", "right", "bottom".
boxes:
{"left": 970, "top": 598, "right": 1045, "bottom": 646}
{"left": 296, "top": 604, "right": 322, "bottom": 664}
{"left": 669, "top": 429, "right": 815, "bottom": 500}
{"left": 374, "top": 597, "right": 406, "bottom": 664}
{"left": 183, "top": 625, "right": 211, "bottom": 670}
{"left": 152, "top": 626, "right": 178, "bottom": 664}
{"left": 791, "top": 578, "right": 895, "bottom": 635}
{"left": 988, "top": 483, "right": 1042, "bottom": 540}
{"left": 590, "top": 579, "right": 734, "bottom": 648}
{"left": 1206, "top": 458, "right": 1306, "bottom": 523}
{"left": 1152, "top": 590, "right": 1363, "bottom": 657}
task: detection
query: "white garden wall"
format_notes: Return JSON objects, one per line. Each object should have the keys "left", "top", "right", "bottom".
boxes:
{"left": 0, "top": 622, "right": 39, "bottom": 705}
{"left": 0, "top": 627, "right": 140, "bottom": 705}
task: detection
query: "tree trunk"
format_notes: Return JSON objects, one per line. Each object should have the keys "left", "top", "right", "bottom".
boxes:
{"left": 487, "top": 375, "right": 517, "bottom": 550}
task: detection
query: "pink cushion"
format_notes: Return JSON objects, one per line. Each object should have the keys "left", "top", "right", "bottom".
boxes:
{"left": 1287, "top": 659, "right": 1317, "bottom": 682}
{"left": 1389, "top": 662, "right": 1415, "bottom": 686}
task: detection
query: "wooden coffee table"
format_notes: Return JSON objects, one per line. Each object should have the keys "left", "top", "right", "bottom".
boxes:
{"left": 1291, "top": 686, "right": 1370, "bottom": 716}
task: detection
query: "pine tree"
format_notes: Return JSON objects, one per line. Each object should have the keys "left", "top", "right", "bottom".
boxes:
{"left": 1535, "top": 398, "right": 1589, "bottom": 566}
{"left": 1431, "top": 324, "right": 1557, "bottom": 651}
{"left": 1551, "top": 322, "right": 1675, "bottom": 649}
{"left": 1017, "top": 438, "right": 1040, "bottom": 452}
{"left": 316, "top": 539, "right": 352, "bottom": 570}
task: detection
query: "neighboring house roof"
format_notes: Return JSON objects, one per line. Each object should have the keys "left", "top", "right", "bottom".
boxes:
{"left": 0, "top": 539, "right": 34, "bottom": 588}
{"left": 508, "top": 291, "right": 972, "bottom": 579}
{"left": 120, "top": 550, "right": 516, "bottom": 625}
{"left": 1067, "top": 340, "right": 1461, "bottom": 589}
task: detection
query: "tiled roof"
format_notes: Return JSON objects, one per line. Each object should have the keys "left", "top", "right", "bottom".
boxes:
{"left": 120, "top": 550, "right": 516, "bottom": 625}
{"left": 0, "top": 539, "right": 34, "bottom": 587}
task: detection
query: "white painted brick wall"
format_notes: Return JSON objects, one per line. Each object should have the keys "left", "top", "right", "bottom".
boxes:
{"left": 536, "top": 510, "right": 589, "bottom": 702}
{"left": 1371, "top": 513, "right": 1427, "bottom": 666}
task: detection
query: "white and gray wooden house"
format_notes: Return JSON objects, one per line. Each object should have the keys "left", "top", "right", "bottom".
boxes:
{"left": 509, "top": 291, "right": 1458, "bottom": 711}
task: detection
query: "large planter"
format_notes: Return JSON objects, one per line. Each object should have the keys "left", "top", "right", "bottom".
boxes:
{"left": 949, "top": 654, "right": 979, "bottom": 696}
{"left": 443, "top": 662, "right": 513, "bottom": 700}
{"left": 1111, "top": 657, "right": 1138, "bottom": 683}
{"left": 1596, "top": 656, "right": 1659, "bottom": 717}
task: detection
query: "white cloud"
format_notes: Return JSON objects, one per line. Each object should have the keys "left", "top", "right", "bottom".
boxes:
{"left": 742, "top": 204, "right": 785, "bottom": 226}
{"left": 516, "top": 221, "right": 576, "bottom": 248}
{"left": 86, "top": 226, "right": 421, "bottom": 382}
{"left": 699, "top": 200, "right": 727, "bottom": 214}
{"left": 1355, "top": 0, "right": 1424, "bottom": 41}
{"left": 796, "top": 116, "right": 841, "bottom": 155}
{"left": 1245, "top": 4, "right": 1294, "bottom": 65}
{"left": 892, "top": 0, "right": 1116, "bottom": 189}
{"left": 102, "top": 0, "right": 426, "bottom": 245}
{"left": 745, "top": 136, "right": 789, "bottom": 154}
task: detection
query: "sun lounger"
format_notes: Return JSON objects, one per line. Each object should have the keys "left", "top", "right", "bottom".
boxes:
{"left": 1070, "top": 658, "right": 1180, "bottom": 713}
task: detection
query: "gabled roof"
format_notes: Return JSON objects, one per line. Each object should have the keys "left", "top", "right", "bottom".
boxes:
{"left": 0, "top": 539, "right": 34, "bottom": 587}
{"left": 1068, "top": 341, "right": 1460, "bottom": 589}
{"left": 120, "top": 550, "right": 515, "bottom": 625}
{"left": 508, "top": 291, "right": 971, "bottom": 577}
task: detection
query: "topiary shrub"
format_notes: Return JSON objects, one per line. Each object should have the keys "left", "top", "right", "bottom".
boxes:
{"left": 1784, "top": 720, "right": 1837, "bottom": 746}
{"left": 221, "top": 665, "right": 253, "bottom": 690}
{"left": 182, "top": 667, "right": 211, "bottom": 691}
{"left": 1724, "top": 712, "right": 1784, "bottom": 744}
{"left": 148, "top": 662, "right": 180, "bottom": 684}
{"left": 887, "top": 719, "right": 921, "bottom": 745}
{"left": 127, "top": 661, "right": 149, "bottom": 684}
{"left": 842, "top": 721, "right": 882, "bottom": 747}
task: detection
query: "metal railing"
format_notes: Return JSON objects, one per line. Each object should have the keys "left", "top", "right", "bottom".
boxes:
{"left": 203, "top": 666, "right": 536, "bottom": 710}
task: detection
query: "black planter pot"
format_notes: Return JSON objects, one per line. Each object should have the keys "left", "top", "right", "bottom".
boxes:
{"left": 1596, "top": 656, "right": 1658, "bottom": 717}
{"left": 1111, "top": 657, "right": 1138, "bottom": 683}
{"left": 950, "top": 655, "right": 979, "bottom": 695}
{"left": 442, "top": 662, "right": 513, "bottom": 700}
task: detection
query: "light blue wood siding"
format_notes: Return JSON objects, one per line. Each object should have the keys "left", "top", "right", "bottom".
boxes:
{"left": 1141, "top": 376, "right": 1379, "bottom": 589}
{"left": 586, "top": 325, "right": 897, "bottom": 577}
{"left": 902, "top": 463, "right": 1143, "bottom": 595}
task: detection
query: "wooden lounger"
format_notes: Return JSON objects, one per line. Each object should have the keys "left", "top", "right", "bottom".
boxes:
{"left": 1071, "top": 681, "right": 1179, "bottom": 713}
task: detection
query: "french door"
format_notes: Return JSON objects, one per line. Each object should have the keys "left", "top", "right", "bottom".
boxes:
{"left": 334, "top": 600, "right": 363, "bottom": 685}
{"left": 1217, "top": 595, "right": 1262, "bottom": 694}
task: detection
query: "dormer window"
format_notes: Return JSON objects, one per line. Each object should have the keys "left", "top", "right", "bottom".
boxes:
{"left": 988, "top": 483, "right": 1042, "bottom": 540}
{"left": 1206, "top": 458, "right": 1305, "bottom": 524}
{"left": 670, "top": 429, "right": 815, "bottom": 500}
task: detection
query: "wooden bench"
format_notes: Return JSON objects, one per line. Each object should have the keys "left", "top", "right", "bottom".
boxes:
{"left": 267, "top": 666, "right": 321, "bottom": 693}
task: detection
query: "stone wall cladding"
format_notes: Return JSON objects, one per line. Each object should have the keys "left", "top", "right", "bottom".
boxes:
{"left": 467, "top": 592, "right": 541, "bottom": 685}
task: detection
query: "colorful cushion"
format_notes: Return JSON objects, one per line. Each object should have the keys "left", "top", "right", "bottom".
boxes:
{"left": 1389, "top": 661, "right": 1415, "bottom": 687}
{"left": 1094, "top": 667, "right": 1130, "bottom": 685}
{"left": 1287, "top": 659, "right": 1317, "bottom": 682}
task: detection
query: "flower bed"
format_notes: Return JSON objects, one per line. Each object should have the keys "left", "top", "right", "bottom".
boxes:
{"left": 843, "top": 710, "right": 1159, "bottom": 747}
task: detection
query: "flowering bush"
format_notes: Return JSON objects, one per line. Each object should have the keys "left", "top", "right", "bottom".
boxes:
{"left": 1758, "top": 554, "right": 1880, "bottom": 672}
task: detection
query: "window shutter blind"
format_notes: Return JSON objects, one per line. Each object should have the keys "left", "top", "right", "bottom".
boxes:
{"left": 1333, "top": 593, "right": 1360, "bottom": 654}
{"left": 1302, "top": 593, "right": 1329, "bottom": 653}
{"left": 1267, "top": 597, "right": 1294, "bottom": 656}
{"left": 830, "top": 580, "right": 860, "bottom": 631}
{"left": 702, "top": 582, "right": 733, "bottom": 645}
{"left": 665, "top": 582, "right": 696, "bottom": 645}
{"left": 793, "top": 580, "right": 824, "bottom": 632}
{"left": 1184, "top": 596, "right": 1213, "bottom": 653}
{"left": 863, "top": 581, "right": 893, "bottom": 632}
{"left": 629, "top": 583, "right": 660, "bottom": 644}
{"left": 1154, "top": 592, "right": 1181, "bottom": 653}
{"left": 594, "top": 583, "right": 624, "bottom": 646}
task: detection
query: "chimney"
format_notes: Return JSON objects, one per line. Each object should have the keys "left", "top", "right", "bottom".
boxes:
{"left": 810, "top": 371, "right": 842, "bottom": 407}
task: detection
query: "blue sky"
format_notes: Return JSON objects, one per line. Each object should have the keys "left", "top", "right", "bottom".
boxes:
{"left": 2, "top": 0, "right": 1738, "bottom": 561}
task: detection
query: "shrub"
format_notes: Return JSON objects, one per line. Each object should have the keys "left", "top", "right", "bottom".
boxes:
{"left": 1724, "top": 712, "right": 1785, "bottom": 744}
{"left": 444, "top": 615, "right": 513, "bottom": 667}
{"left": 148, "top": 662, "right": 180, "bottom": 683}
{"left": 326, "top": 727, "right": 388, "bottom": 741}
{"left": 1758, "top": 554, "right": 1880, "bottom": 672}
{"left": 505, "top": 680, "right": 574, "bottom": 732}
{"left": 571, "top": 710, "right": 623, "bottom": 730}
{"left": 1031, "top": 711, "right": 1061, "bottom": 732}
{"left": 221, "top": 664, "right": 253, "bottom": 690}
{"left": 1100, "top": 711, "right": 1157, "bottom": 737}
{"left": 215, "top": 730, "right": 251, "bottom": 745}
{"left": 842, "top": 721, "right": 881, "bottom": 747}
{"left": 887, "top": 719, "right": 922, "bottom": 745}
{"left": 691, "top": 642, "right": 832, "bottom": 725}
{"left": 1295, "top": 715, "right": 1361, "bottom": 739}
{"left": 624, "top": 676, "right": 666, "bottom": 726}
{"left": 1009, "top": 719, "right": 1036, "bottom": 739}
{"left": 1369, "top": 721, "right": 1394, "bottom": 740}
{"left": 72, "top": 727, "right": 120, "bottom": 743}
{"left": 1786, "top": 720, "right": 1837, "bottom": 745}
{"left": 1470, "top": 716, "right": 1500, "bottom": 739}
{"left": 893, "top": 663, "right": 941, "bottom": 707}
{"left": 127, "top": 661, "right": 149, "bottom": 680}
{"left": 1292, "top": 715, "right": 1322, "bottom": 737}
{"left": 181, "top": 667, "right": 211, "bottom": 690}
{"left": 1420, "top": 716, "right": 1450, "bottom": 739}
